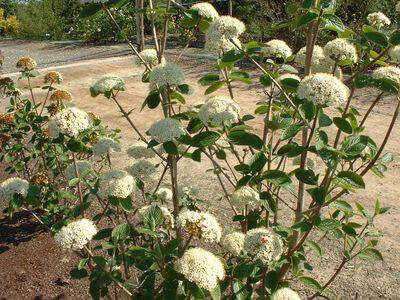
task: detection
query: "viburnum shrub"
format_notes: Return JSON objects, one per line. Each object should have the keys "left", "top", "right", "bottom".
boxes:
{"left": 1, "top": 0, "right": 399, "bottom": 299}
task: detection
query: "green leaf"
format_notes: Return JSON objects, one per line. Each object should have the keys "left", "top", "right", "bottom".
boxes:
{"left": 317, "top": 218, "right": 341, "bottom": 231}
{"left": 111, "top": 223, "right": 132, "bottom": 241}
{"left": 261, "top": 170, "right": 292, "bottom": 186}
{"left": 260, "top": 75, "right": 272, "bottom": 87}
{"left": 363, "top": 25, "right": 388, "bottom": 47}
{"left": 233, "top": 263, "right": 257, "bottom": 279}
{"left": 248, "top": 152, "right": 267, "bottom": 173}
{"left": 67, "top": 139, "right": 84, "bottom": 153}
{"left": 322, "top": 13, "right": 345, "bottom": 33}
{"left": 228, "top": 130, "right": 264, "bottom": 150}
{"left": 191, "top": 131, "right": 221, "bottom": 148}
{"left": 70, "top": 268, "right": 88, "bottom": 279}
{"left": 163, "top": 141, "right": 179, "bottom": 155}
{"left": 210, "top": 284, "right": 221, "bottom": 300}
{"left": 337, "top": 171, "right": 365, "bottom": 189}
{"left": 145, "top": 92, "right": 161, "bottom": 109}
{"left": 280, "top": 123, "right": 303, "bottom": 141}
{"left": 295, "top": 168, "right": 318, "bottom": 185}
{"left": 334, "top": 200, "right": 353, "bottom": 214}
{"left": 358, "top": 248, "right": 383, "bottom": 261}
{"left": 297, "top": 11, "right": 318, "bottom": 28}
{"left": 187, "top": 282, "right": 206, "bottom": 299}
{"left": 205, "top": 81, "right": 225, "bottom": 95}
{"left": 333, "top": 117, "right": 353, "bottom": 134}
{"left": 390, "top": 31, "right": 400, "bottom": 45}
{"left": 221, "top": 50, "right": 244, "bottom": 63}
{"left": 198, "top": 74, "right": 220, "bottom": 86}
{"left": 187, "top": 118, "right": 203, "bottom": 134}
{"left": 120, "top": 197, "right": 133, "bottom": 212}
{"left": 79, "top": 3, "right": 102, "bottom": 18}
{"left": 307, "top": 187, "right": 326, "bottom": 204}
{"left": 143, "top": 205, "right": 164, "bottom": 228}
{"left": 305, "top": 240, "right": 323, "bottom": 256}
{"left": 299, "top": 276, "right": 322, "bottom": 292}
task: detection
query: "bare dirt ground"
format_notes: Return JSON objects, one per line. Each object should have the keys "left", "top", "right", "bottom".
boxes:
{"left": 0, "top": 41, "right": 399, "bottom": 299}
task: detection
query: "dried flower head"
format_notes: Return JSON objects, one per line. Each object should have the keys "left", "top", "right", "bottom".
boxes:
{"left": 48, "top": 107, "right": 92, "bottom": 138}
{"left": 44, "top": 71, "right": 63, "bottom": 84}
{"left": 148, "top": 118, "right": 185, "bottom": 143}
{"left": 0, "top": 133, "right": 11, "bottom": 145}
{"left": 50, "top": 90, "right": 73, "bottom": 102}
{"left": 175, "top": 247, "right": 225, "bottom": 291}
{"left": 92, "top": 137, "right": 121, "bottom": 156}
{"left": 149, "top": 62, "right": 185, "bottom": 87}
{"left": 87, "top": 111, "right": 100, "bottom": 122}
{"left": 231, "top": 186, "right": 261, "bottom": 210}
{"left": 155, "top": 187, "right": 173, "bottom": 202}
{"left": 177, "top": 210, "right": 222, "bottom": 243}
{"left": 98, "top": 170, "right": 134, "bottom": 199}
{"left": 243, "top": 228, "right": 284, "bottom": 264}
{"left": 54, "top": 219, "right": 97, "bottom": 251}
{"left": 0, "top": 177, "right": 29, "bottom": 202}
{"left": 0, "top": 77, "right": 14, "bottom": 87}
{"left": 125, "top": 160, "right": 157, "bottom": 181}
{"left": 261, "top": 39, "right": 292, "bottom": 60}
{"left": 367, "top": 12, "right": 391, "bottom": 29}
{"left": 372, "top": 66, "right": 400, "bottom": 86}
{"left": 65, "top": 160, "right": 93, "bottom": 181}
{"left": 298, "top": 73, "right": 349, "bottom": 106}
{"left": 126, "top": 141, "right": 156, "bottom": 159}
{"left": 91, "top": 75, "right": 126, "bottom": 96}
{"left": 271, "top": 287, "right": 302, "bottom": 300}
{"left": 0, "top": 113, "right": 14, "bottom": 126}
{"left": 190, "top": 2, "right": 219, "bottom": 21}
{"left": 221, "top": 232, "right": 245, "bottom": 256}
{"left": 138, "top": 205, "right": 175, "bottom": 228}
{"left": 16, "top": 56, "right": 37, "bottom": 70}
{"left": 30, "top": 172, "right": 49, "bottom": 186}
{"left": 324, "top": 38, "right": 358, "bottom": 62}
{"left": 198, "top": 96, "right": 240, "bottom": 126}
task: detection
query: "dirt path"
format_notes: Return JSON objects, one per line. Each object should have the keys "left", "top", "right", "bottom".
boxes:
{"left": 1, "top": 46, "right": 399, "bottom": 299}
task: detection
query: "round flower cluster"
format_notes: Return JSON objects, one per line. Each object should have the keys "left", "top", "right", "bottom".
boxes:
{"left": 271, "top": 287, "right": 301, "bottom": 300}
{"left": 148, "top": 118, "right": 185, "bottom": 143}
{"left": 243, "top": 228, "right": 284, "bottom": 264}
{"left": 125, "top": 160, "right": 157, "bottom": 181}
{"left": 277, "top": 73, "right": 301, "bottom": 84}
{"left": 30, "top": 172, "right": 49, "bottom": 186}
{"left": 295, "top": 45, "right": 324, "bottom": 66}
{"left": 177, "top": 210, "right": 222, "bottom": 243}
{"left": 0, "top": 177, "right": 29, "bottom": 202}
{"left": 155, "top": 187, "right": 173, "bottom": 202}
{"left": 205, "top": 16, "right": 244, "bottom": 55}
{"left": 190, "top": 2, "right": 219, "bottom": 21}
{"left": 149, "top": 62, "right": 186, "bottom": 87}
{"left": 48, "top": 107, "right": 92, "bottom": 138}
{"left": 0, "top": 76, "right": 14, "bottom": 87}
{"left": 126, "top": 140, "right": 156, "bottom": 159}
{"left": 54, "top": 219, "right": 97, "bottom": 251}
{"left": 231, "top": 186, "right": 261, "bottom": 210}
{"left": 367, "top": 12, "right": 391, "bottom": 29}
{"left": 98, "top": 170, "right": 134, "bottom": 199}
{"left": 261, "top": 39, "right": 292, "bottom": 60}
{"left": 175, "top": 247, "right": 225, "bottom": 291}
{"left": 134, "top": 49, "right": 160, "bottom": 67}
{"left": 50, "top": 90, "right": 73, "bottom": 102}
{"left": 16, "top": 56, "right": 37, "bottom": 70}
{"left": 298, "top": 73, "right": 349, "bottom": 106}
{"left": 312, "top": 59, "right": 343, "bottom": 79}
{"left": 220, "top": 231, "right": 245, "bottom": 256}
{"left": 324, "top": 38, "right": 358, "bottom": 62}
{"left": 92, "top": 137, "right": 121, "bottom": 156}
{"left": 372, "top": 66, "right": 400, "bottom": 86}
{"left": 389, "top": 45, "right": 400, "bottom": 62}
{"left": 91, "top": 75, "right": 125, "bottom": 95}
{"left": 198, "top": 96, "right": 240, "bottom": 126}
{"left": 138, "top": 205, "right": 175, "bottom": 228}
{"left": 44, "top": 71, "right": 63, "bottom": 84}
{"left": 65, "top": 160, "right": 93, "bottom": 181}
{"left": 0, "top": 113, "right": 14, "bottom": 125}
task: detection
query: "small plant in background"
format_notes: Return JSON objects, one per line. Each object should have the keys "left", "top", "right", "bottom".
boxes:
{"left": 1, "top": 0, "right": 399, "bottom": 299}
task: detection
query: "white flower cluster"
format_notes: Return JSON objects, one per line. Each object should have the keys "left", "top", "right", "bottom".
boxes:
{"left": 198, "top": 96, "right": 240, "bottom": 126}
{"left": 126, "top": 141, "right": 156, "bottom": 159}
{"left": 155, "top": 187, "right": 173, "bottom": 202}
{"left": 98, "top": 170, "right": 134, "bottom": 199}
{"left": 148, "top": 118, "right": 185, "bottom": 143}
{"left": 0, "top": 177, "right": 29, "bottom": 202}
{"left": 91, "top": 75, "right": 125, "bottom": 95}
{"left": 389, "top": 45, "right": 400, "bottom": 62}
{"left": 54, "top": 219, "right": 97, "bottom": 251}
{"left": 48, "top": 107, "right": 92, "bottom": 138}
{"left": 243, "top": 228, "right": 284, "bottom": 264}
{"left": 277, "top": 73, "right": 301, "bottom": 84}
{"left": 138, "top": 205, "right": 175, "bottom": 228}
{"left": 367, "top": 12, "right": 391, "bottom": 29}
{"left": 271, "top": 287, "right": 302, "bottom": 300}
{"left": 190, "top": 2, "right": 219, "bottom": 21}
{"left": 134, "top": 49, "right": 160, "bottom": 66}
{"left": 65, "top": 160, "right": 93, "bottom": 181}
{"left": 125, "top": 160, "right": 157, "bottom": 181}
{"left": 93, "top": 137, "right": 121, "bottom": 156}
{"left": 149, "top": 62, "right": 185, "bottom": 87}
{"left": 205, "top": 16, "right": 245, "bottom": 55}
{"left": 231, "top": 186, "right": 261, "bottom": 210}
{"left": 295, "top": 45, "right": 324, "bottom": 66}
{"left": 324, "top": 38, "right": 358, "bottom": 62}
{"left": 298, "top": 73, "right": 349, "bottom": 106}
{"left": 372, "top": 66, "right": 400, "bottom": 86}
{"left": 175, "top": 247, "right": 225, "bottom": 291}
{"left": 177, "top": 210, "right": 222, "bottom": 243}
{"left": 220, "top": 231, "right": 245, "bottom": 256}
{"left": 261, "top": 39, "right": 292, "bottom": 60}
